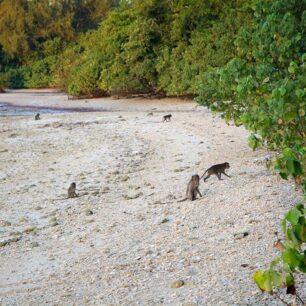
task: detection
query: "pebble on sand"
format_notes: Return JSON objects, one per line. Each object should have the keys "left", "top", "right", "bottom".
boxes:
{"left": 234, "top": 232, "right": 249, "bottom": 240}
{"left": 171, "top": 280, "right": 185, "bottom": 288}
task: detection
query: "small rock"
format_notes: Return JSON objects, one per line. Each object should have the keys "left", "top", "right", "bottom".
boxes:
{"left": 121, "top": 175, "right": 129, "bottom": 182}
{"left": 281, "top": 185, "right": 291, "bottom": 193}
{"left": 19, "top": 217, "right": 27, "bottom": 223}
{"left": 31, "top": 242, "right": 39, "bottom": 248}
{"left": 9, "top": 133, "right": 18, "bottom": 138}
{"left": 191, "top": 257, "right": 201, "bottom": 263}
{"left": 9, "top": 231, "right": 22, "bottom": 236}
{"left": 241, "top": 263, "right": 249, "bottom": 268}
{"left": 49, "top": 217, "right": 57, "bottom": 222}
{"left": 101, "top": 186, "right": 110, "bottom": 193}
{"left": 34, "top": 206, "right": 43, "bottom": 210}
{"left": 234, "top": 232, "right": 249, "bottom": 240}
{"left": 0, "top": 236, "right": 22, "bottom": 247}
{"left": 23, "top": 227, "right": 36, "bottom": 234}
{"left": 0, "top": 220, "right": 11, "bottom": 226}
{"left": 171, "top": 280, "right": 185, "bottom": 288}
{"left": 123, "top": 192, "right": 143, "bottom": 200}
{"left": 85, "top": 219, "right": 94, "bottom": 224}
{"left": 84, "top": 209, "right": 94, "bottom": 216}
{"left": 253, "top": 154, "right": 272, "bottom": 164}
{"left": 50, "top": 221, "right": 59, "bottom": 227}
{"left": 160, "top": 218, "right": 169, "bottom": 224}
{"left": 52, "top": 122, "right": 63, "bottom": 128}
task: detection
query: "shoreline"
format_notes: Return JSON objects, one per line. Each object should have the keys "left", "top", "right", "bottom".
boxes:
{"left": 0, "top": 89, "right": 195, "bottom": 113}
{"left": 0, "top": 90, "right": 304, "bottom": 305}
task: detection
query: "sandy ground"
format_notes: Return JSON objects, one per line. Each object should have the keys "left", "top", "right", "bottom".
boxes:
{"left": 0, "top": 90, "right": 304, "bottom": 305}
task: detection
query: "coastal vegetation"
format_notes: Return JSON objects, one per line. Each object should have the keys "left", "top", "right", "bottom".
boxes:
{"left": 0, "top": 0, "right": 305, "bottom": 302}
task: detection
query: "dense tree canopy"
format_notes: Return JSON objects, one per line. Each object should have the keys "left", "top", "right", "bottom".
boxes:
{"left": 0, "top": 0, "right": 116, "bottom": 62}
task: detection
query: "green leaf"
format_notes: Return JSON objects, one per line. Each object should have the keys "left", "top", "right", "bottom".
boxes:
{"left": 248, "top": 134, "right": 260, "bottom": 150}
{"left": 270, "top": 270, "right": 283, "bottom": 287}
{"left": 283, "top": 111, "right": 296, "bottom": 123}
{"left": 253, "top": 271, "right": 269, "bottom": 291}
{"left": 293, "top": 160, "right": 303, "bottom": 175}
{"left": 282, "top": 148, "right": 295, "bottom": 158}
{"left": 282, "top": 218, "right": 287, "bottom": 234}
{"left": 279, "top": 87, "right": 286, "bottom": 96}
{"left": 286, "top": 228, "right": 301, "bottom": 246}
{"left": 286, "top": 208, "right": 301, "bottom": 226}
{"left": 264, "top": 275, "right": 272, "bottom": 292}
{"left": 286, "top": 159, "right": 295, "bottom": 174}
{"left": 294, "top": 223, "right": 305, "bottom": 242}
{"left": 288, "top": 62, "right": 298, "bottom": 74}
{"left": 298, "top": 263, "right": 306, "bottom": 273}
{"left": 295, "top": 204, "right": 304, "bottom": 213}
{"left": 282, "top": 248, "right": 303, "bottom": 270}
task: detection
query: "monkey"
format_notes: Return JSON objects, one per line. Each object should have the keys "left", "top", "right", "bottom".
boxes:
{"left": 67, "top": 182, "right": 77, "bottom": 198}
{"left": 53, "top": 182, "right": 80, "bottom": 201}
{"left": 200, "top": 162, "right": 230, "bottom": 182}
{"left": 162, "top": 114, "right": 172, "bottom": 122}
{"left": 147, "top": 112, "right": 153, "bottom": 116}
{"left": 186, "top": 174, "right": 202, "bottom": 200}
{"left": 178, "top": 174, "right": 202, "bottom": 202}
{"left": 35, "top": 113, "right": 41, "bottom": 120}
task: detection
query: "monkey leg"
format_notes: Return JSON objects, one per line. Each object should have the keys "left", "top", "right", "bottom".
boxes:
{"left": 204, "top": 174, "right": 210, "bottom": 182}
{"left": 223, "top": 172, "right": 231, "bottom": 178}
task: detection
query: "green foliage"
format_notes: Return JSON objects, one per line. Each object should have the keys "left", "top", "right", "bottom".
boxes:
{"left": 67, "top": 52, "right": 106, "bottom": 96}
{"left": 23, "top": 57, "right": 57, "bottom": 88}
{"left": 197, "top": 0, "right": 306, "bottom": 187}
{"left": 253, "top": 204, "right": 305, "bottom": 298}
{"left": 0, "top": 0, "right": 74, "bottom": 61}
{"left": 56, "top": 0, "right": 166, "bottom": 96}
{"left": 94, "top": 5, "right": 160, "bottom": 94}
{"left": 156, "top": 0, "right": 252, "bottom": 95}
{"left": 0, "top": 0, "right": 116, "bottom": 63}
{"left": 0, "top": 68, "right": 25, "bottom": 88}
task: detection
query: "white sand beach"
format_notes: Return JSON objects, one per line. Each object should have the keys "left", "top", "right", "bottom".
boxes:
{"left": 0, "top": 90, "right": 304, "bottom": 305}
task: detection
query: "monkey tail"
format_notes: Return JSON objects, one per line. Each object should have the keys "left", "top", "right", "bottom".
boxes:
{"left": 177, "top": 198, "right": 187, "bottom": 202}
{"left": 200, "top": 169, "right": 208, "bottom": 180}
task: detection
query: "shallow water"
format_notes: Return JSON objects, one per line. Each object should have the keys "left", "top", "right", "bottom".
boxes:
{"left": 0, "top": 103, "right": 71, "bottom": 117}
{"left": 0, "top": 102, "right": 106, "bottom": 117}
